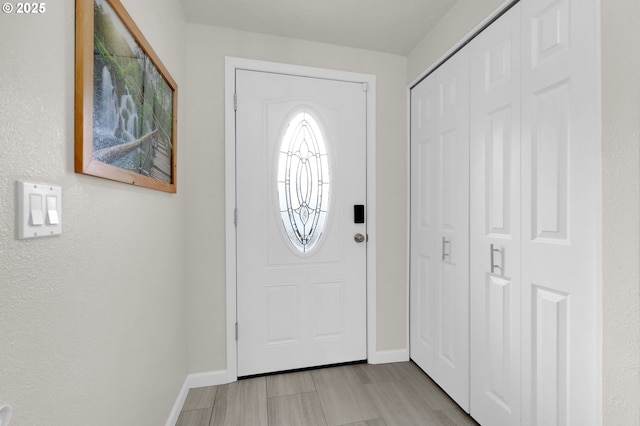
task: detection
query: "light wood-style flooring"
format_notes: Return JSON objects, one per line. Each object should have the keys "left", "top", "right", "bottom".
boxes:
{"left": 176, "top": 361, "right": 478, "bottom": 426}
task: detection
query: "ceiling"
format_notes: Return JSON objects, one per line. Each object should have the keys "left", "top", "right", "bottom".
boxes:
{"left": 179, "top": 0, "right": 458, "bottom": 56}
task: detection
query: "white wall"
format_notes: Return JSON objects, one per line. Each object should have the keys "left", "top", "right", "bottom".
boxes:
{"left": 408, "top": 1, "right": 640, "bottom": 425}
{"left": 184, "top": 24, "right": 408, "bottom": 373}
{"left": 5, "top": 0, "right": 636, "bottom": 424}
{"left": 407, "top": 0, "right": 505, "bottom": 82}
{"left": 0, "top": 1, "right": 188, "bottom": 425}
{"left": 601, "top": 0, "right": 640, "bottom": 424}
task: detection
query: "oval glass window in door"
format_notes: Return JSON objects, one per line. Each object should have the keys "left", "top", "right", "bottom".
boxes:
{"left": 277, "top": 111, "right": 330, "bottom": 253}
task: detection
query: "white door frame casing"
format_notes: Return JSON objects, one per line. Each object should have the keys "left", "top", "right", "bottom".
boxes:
{"left": 224, "top": 57, "right": 377, "bottom": 383}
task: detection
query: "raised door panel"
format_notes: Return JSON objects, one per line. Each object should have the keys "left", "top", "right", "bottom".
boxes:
{"left": 432, "top": 45, "right": 470, "bottom": 412}
{"left": 410, "top": 44, "right": 470, "bottom": 413}
{"left": 469, "top": 4, "right": 521, "bottom": 426}
{"left": 520, "top": 0, "right": 600, "bottom": 424}
{"left": 410, "top": 72, "right": 438, "bottom": 372}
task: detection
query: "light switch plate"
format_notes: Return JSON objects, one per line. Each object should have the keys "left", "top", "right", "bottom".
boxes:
{"left": 17, "top": 181, "right": 62, "bottom": 239}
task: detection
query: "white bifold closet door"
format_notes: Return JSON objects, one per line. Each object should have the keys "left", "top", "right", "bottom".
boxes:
{"left": 469, "top": 0, "right": 600, "bottom": 425}
{"left": 412, "top": 0, "right": 600, "bottom": 424}
{"left": 519, "top": 0, "right": 599, "bottom": 424}
{"left": 469, "top": 3, "right": 522, "bottom": 426}
{"left": 410, "top": 45, "right": 470, "bottom": 411}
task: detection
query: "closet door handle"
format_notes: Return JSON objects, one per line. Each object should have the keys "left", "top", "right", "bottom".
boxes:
{"left": 490, "top": 244, "right": 503, "bottom": 274}
{"left": 442, "top": 237, "right": 451, "bottom": 261}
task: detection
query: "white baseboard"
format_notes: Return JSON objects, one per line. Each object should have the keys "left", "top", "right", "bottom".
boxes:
{"left": 165, "top": 370, "right": 229, "bottom": 426}
{"left": 185, "top": 370, "right": 229, "bottom": 389}
{"left": 368, "top": 348, "right": 410, "bottom": 365}
{"left": 165, "top": 379, "right": 189, "bottom": 426}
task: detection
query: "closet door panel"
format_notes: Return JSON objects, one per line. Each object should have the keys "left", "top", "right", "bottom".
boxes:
{"left": 469, "top": 4, "right": 522, "bottom": 426}
{"left": 520, "top": 0, "right": 599, "bottom": 424}
{"left": 432, "top": 46, "right": 470, "bottom": 411}
{"left": 410, "top": 75, "right": 438, "bottom": 372}
{"left": 410, "top": 46, "right": 470, "bottom": 412}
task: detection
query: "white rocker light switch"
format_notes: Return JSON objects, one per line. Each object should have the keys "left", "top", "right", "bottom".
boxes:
{"left": 17, "top": 181, "right": 62, "bottom": 239}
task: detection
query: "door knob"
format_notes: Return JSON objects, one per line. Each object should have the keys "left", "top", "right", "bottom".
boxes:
{"left": 354, "top": 233, "right": 366, "bottom": 243}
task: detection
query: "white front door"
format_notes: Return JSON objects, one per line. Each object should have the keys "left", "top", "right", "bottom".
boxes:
{"left": 235, "top": 69, "right": 368, "bottom": 377}
{"left": 410, "top": 45, "right": 470, "bottom": 411}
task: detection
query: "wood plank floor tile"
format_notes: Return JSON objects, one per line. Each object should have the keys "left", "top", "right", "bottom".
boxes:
{"left": 268, "top": 391, "right": 327, "bottom": 426}
{"left": 338, "top": 418, "right": 387, "bottom": 426}
{"left": 353, "top": 363, "right": 404, "bottom": 384}
{"left": 177, "top": 362, "right": 473, "bottom": 426}
{"left": 389, "top": 362, "right": 457, "bottom": 411}
{"left": 176, "top": 408, "right": 212, "bottom": 426}
{"left": 433, "top": 408, "right": 478, "bottom": 425}
{"left": 210, "top": 377, "right": 268, "bottom": 426}
{"left": 267, "top": 371, "right": 316, "bottom": 398}
{"left": 364, "top": 379, "right": 443, "bottom": 425}
{"left": 182, "top": 386, "right": 217, "bottom": 411}
{"left": 312, "top": 365, "right": 380, "bottom": 426}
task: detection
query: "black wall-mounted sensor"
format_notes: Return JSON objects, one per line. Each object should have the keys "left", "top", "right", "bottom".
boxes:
{"left": 354, "top": 205, "right": 365, "bottom": 224}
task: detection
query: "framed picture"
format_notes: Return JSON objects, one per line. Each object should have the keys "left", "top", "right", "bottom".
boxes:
{"left": 75, "top": 0, "right": 178, "bottom": 193}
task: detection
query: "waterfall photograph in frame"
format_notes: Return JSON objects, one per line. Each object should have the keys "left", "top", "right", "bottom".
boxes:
{"left": 75, "top": 0, "right": 177, "bottom": 193}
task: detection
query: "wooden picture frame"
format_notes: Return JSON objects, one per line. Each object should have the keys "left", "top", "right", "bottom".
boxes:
{"left": 75, "top": 0, "right": 177, "bottom": 193}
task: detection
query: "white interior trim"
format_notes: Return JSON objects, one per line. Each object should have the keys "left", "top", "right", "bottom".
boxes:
{"left": 165, "top": 370, "right": 229, "bottom": 426}
{"left": 404, "top": 95, "right": 410, "bottom": 366}
{"left": 166, "top": 388, "right": 186, "bottom": 426}
{"left": 369, "top": 348, "right": 410, "bottom": 365}
{"left": 224, "top": 57, "right": 239, "bottom": 384}
{"left": 593, "top": 1, "right": 603, "bottom": 421}
{"left": 185, "top": 370, "right": 229, "bottom": 389}
{"left": 225, "top": 57, "right": 378, "bottom": 379}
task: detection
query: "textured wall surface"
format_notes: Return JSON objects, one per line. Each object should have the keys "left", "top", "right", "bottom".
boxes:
{"left": 4, "top": 0, "right": 638, "bottom": 424}
{"left": 0, "top": 1, "right": 188, "bottom": 425}
{"left": 184, "top": 25, "right": 409, "bottom": 372}
{"left": 406, "top": 0, "right": 505, "bottom": 83}
{"left": 601, "top": 0, "right": 640, "bottom": 424}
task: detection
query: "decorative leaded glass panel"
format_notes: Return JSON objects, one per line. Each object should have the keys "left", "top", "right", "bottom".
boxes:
{"left": 277, "top": 112, "right": 330, "bottom": 253}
